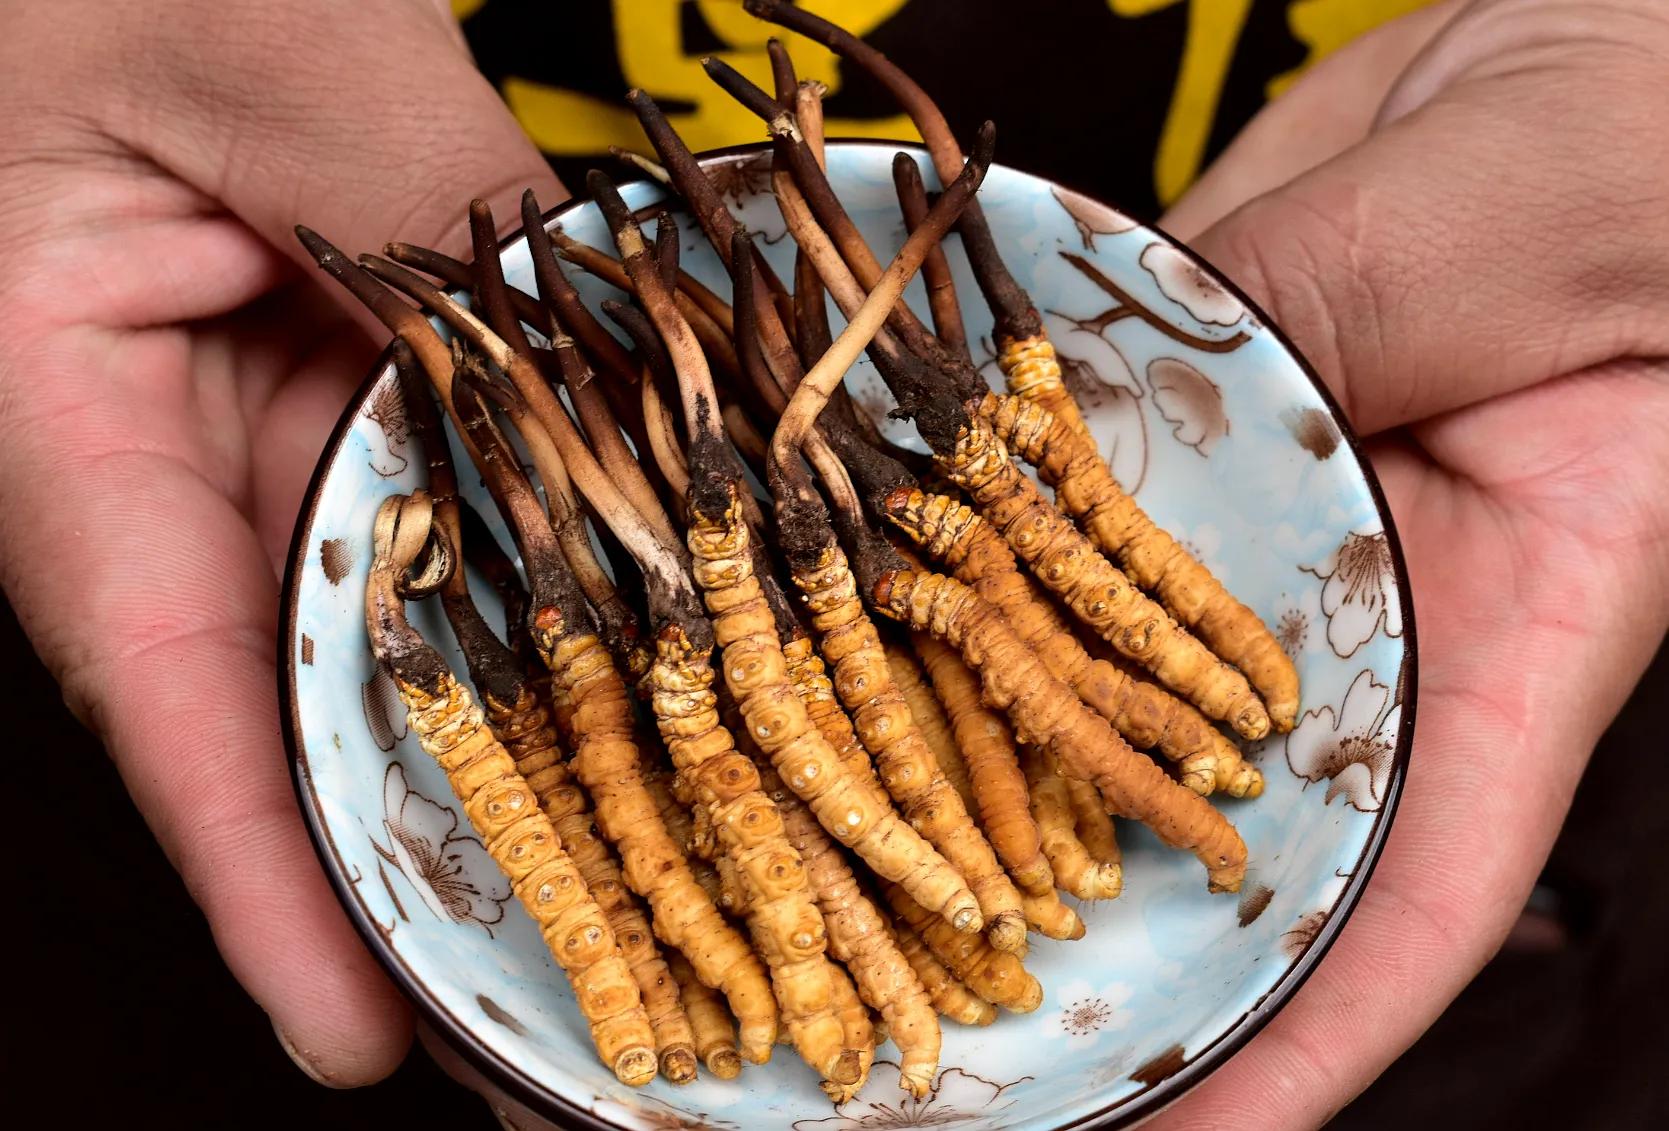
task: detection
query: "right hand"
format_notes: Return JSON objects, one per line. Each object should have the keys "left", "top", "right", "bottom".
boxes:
{"left": 0, "top": 0, "right": 565, "bottom": 1087}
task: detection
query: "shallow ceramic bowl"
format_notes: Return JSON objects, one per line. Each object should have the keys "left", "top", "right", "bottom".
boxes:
{"left": 282, "top": 143, "right": 1415, "bottom": 1130}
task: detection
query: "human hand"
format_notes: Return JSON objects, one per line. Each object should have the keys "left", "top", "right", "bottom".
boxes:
{"left": 1154, "top": 0, "right": 1669, "bottom": 1125}
{"left": 0, "top": 0, "right": 564, "bottom": 1087}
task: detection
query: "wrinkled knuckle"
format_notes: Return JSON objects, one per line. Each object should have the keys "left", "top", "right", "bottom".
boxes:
{"left": 1216, "top": 193, "right": 1364, "bottom": 420}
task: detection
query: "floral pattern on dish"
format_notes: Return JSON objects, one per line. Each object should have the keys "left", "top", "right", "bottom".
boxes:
{"left": 1139, "top": 242, "right": 1246, "bottom": 328}
{"left": 1304, "top": 530, "right": 1402, "bottom": 658}
{"left": 791, "top": 1064, "right": 1033, "bottom": 1130}
{"left": 1042, "top": 980, "right": 1136, "bottom": 1050}
{"left": 1286, "top": 669, "right": 1401, "bottom": 812}
{"left": 370, "top": 762, "right": 510, "bottom": 934}
{"left": 1147, "top": 356, "right": 1229, "bottom": 456}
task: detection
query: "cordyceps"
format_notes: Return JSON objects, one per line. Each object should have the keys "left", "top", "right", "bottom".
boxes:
{"left": 883, "top": 486, "right": 1261, "bottom": 797}
{"left": 597, "top": 177, "right": 989, "bottom": 948}
{"left": 978, "top": 391, "right": 1300, "bottom": 731}
{"left": 740, "top": 0, "right": 1077, "bottom": 432}
{"left": 589, "top": 173, "right": 874, "bottom": 1089}
{"left": 756, "top": 759, "right": 942, "bottom": 1099}
{"left": 875, "top": 568, "right": 1247, "bottom": 894}
{"left": 397, "top": 347, "right": 698, "bottom": 1084}
{"left": 756, "top": 128, "right": 1269, "bottom": 747}
{"left": 299, "top": 228, "right": 780, "bottom": 1068}
{"left": 364, "top": 491, "right": 658, "bottom": 1086}
{"left": 742, "top": 0, "right": 1298, "bottom": 736}
{"left": 725, "top": 122, "right": 1031, "bottom": 956}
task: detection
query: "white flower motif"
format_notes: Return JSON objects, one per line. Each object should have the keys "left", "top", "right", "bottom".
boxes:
{"left": 1147, "top": 357, "right": 1229, "bottom": 456}
{"left": 1052, "top": 186, "right": 1138, "bottom": 251}
{"left": 1139, "top": 242, "right": 1247, "bottom": 327}
{"left": 1041, "top": 979, "right": 1136, "bottom": 1050}
{"left": 1270, "top": 586, "right": 1322, "bottom": 660}
{"left": 362, "top": 379, "right": 411, "bottom": 478}
{"left": 1285, "top": 669, "right": 1400, "bottom": 811}
{"left": 791, "top": 1064, "right": 1031, "bottom": 1130}
{"left": 371, "top": 762, "right": 510, "bottom": 933}
{"left": 1304, "top": 530, "right": 1402, "bottom": 658}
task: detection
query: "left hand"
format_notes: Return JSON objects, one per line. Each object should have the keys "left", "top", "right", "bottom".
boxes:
{"left": 1154, "top": 0, "right": 1669, "bottom": 1126}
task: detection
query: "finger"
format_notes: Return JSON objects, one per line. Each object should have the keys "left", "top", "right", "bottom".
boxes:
{"left": 22, "top": 0, "right": 566, "bottom": 318}
{"left": 1154, "top": 364, "right": 1669, "bottom": 1129}
{"left": 1183, "top": 1, "right": 1669, "bottom": 435}
{"left": 4, "top": 463, "right": 417, "bottom": 1083}
{"left": 0, "top": 324, "right": 416, "bottom": 1084}
{"left": 1162, "top": 0, "right": 1464, "bottom": 241}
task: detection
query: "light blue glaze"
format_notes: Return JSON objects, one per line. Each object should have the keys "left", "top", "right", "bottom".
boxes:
{"left": 286, "top": 144, "right": 1412, "bottom": 1130}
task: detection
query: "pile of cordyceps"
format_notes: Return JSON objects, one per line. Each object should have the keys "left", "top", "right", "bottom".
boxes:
{"left": 307, "top": 0, "right": 1300, "bottom": 1102}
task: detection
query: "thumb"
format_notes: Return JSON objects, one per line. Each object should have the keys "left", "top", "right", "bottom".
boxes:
{"left": 105, "top": 0, "right": 565, "bottom": 274}
{"left": 1184, "top": 0, "right": 1669, "bottom": 436}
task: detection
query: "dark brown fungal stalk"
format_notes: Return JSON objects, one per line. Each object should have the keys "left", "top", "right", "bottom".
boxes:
{"left": 379, "top": 236, "right": 655, "bottom": 474}
{"left": 455, "top": 499, "right": 532, "bottom": 662}
{"left": 893, "top": 153, "right": 971, "bottom": 363}
{"left": 702, "top": 55, "right": 947, "bottom": 366}
{"left": 626, "top": 89, "right": 800, "bottom": 395}
{"left": 604, "top": 300, "right": 694, "bottom": 502}
{"left": 353, "top": 251, "right": 688, "bottom": 569}
{"left": 465, "top": 208, "right": 654, "bottom": 680}
{"left": 627, "top": 88, "right": 796, "bottom": 330}
{"left": 740, "top": 1, "right": 1038, "bottom": 332}
{"left": 470, "top": 199, "right": 673, "bottom": 553}
{"left": 552, "top": 230, "right": 744, "bottom": 381}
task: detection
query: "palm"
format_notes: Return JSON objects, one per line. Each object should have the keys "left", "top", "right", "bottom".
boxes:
{"left": 0, "top": 168, "right": 411, "bottom": 1067}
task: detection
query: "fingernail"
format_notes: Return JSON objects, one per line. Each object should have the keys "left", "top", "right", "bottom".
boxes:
{"left": 271, "top": 1019, "right": 340, "bottom": 1088}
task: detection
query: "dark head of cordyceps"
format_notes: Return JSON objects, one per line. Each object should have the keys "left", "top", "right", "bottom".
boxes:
{"left": 365, "top": 492, "right": 454, "bottom": 699}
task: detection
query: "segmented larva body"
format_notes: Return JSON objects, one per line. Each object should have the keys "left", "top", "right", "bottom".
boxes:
{"left": 484, "top": 685, "right": 696, "bottom": 1083}
{"left": 666, "top": 949, "right": 742, "bottom": 1079}
{"left": 1023, "top": 744, "right": 1123, "bottom": 901}
{"left": 891, "top": 920, "right": 997, "bottom": 1028}
{"left": 978, "top": 392, "right": 1299, "bottom": 732}
{"left": 398, "top": 670, "right": 657, "bottom": 1085}
{"left": 644, "top": 768, "right": 732, "bottom": 916}
{"left": 908, "top": 633, "right": 1065, "bottom": 911}
{"left": 941, "top": 416, "right": 1271, "bottom": 741}
{"left": 647, "top": 625, "right": 856, "bottom": 1088}
{"left": 1020, "top": 887, "right": 1087, "bottom": 941}
{"left": 758, "top": 761, "right": 942, "bottom": 1099}
{"left": 884, "top": 641, "right": 976, "bottom": 815}
{"left": 544, "top": 631, "right": 780, "bottom": 1063}
{"left": 883, "top": 883, "right": 1043, "bottom": 1015}
{"left": 996, "top": 333, "right": 1088, "bottom": 441}
{"left": 685, "top": 492, "right": 982, "bottom": 936}
{"left": 783, "top": 633, "right": 880, "bottom": 790}
{"left": 875, "top": 569, "right": 1248, "bottom": 893}
{"left": 1067, "top": 774, "right": 1123, "bottom": 872}
{"left": 885, "top": 486, "right": 1260, "bottom": 797}
{"left": 822, "top": 962, "right": 875, "bottom": 1104}
{"left": 794, "top": 543, "right": 1026, "bottom": 954}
